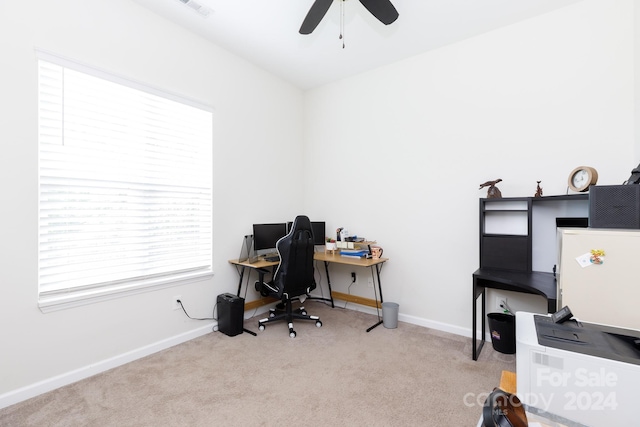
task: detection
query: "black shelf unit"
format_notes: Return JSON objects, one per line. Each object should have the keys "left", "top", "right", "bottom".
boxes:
{"left": 480, "top": 197, "right": 532, "bottom": 273}
{"left": 472, "top": 194, "right": 589, "bottom": 360}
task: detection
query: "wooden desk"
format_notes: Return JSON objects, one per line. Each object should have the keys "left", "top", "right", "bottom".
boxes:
{"left": 314, "top": 251, "right": 388, "bottom": 268}
{"left": 229, "top": 252, "right": 389, "bottom": 332}
{"left": 314, "top": 252, "right": 389, "bottom": 332}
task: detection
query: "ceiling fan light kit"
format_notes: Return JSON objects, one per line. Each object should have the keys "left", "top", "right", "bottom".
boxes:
{"left": 299, "top": 0, "right": 399, "bottom": 35}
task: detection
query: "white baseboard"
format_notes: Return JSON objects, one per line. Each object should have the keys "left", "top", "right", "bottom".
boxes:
{"left": 0, "top": 322, "right": 215, "bottom": 410}
{"left": 398, "top": 312, "right": 472, "bottom": 338}
{"left": 326, "top": 294, "right": 474, "bottom": 339}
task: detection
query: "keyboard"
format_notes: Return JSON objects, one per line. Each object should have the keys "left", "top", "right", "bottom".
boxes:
{"left": 263, "top": 254, "right": 280, "bottom": 262}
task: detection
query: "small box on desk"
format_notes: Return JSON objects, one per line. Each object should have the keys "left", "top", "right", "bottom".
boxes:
{"left": 336, "top": 241, "right": 355, "bottom": 249}
{"left": 217, "top": 293, "right": 244, "bottom": 337}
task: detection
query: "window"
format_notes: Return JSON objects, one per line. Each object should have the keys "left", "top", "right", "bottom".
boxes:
{"left": 37, "top": 51, "right": 213, "bottom": 311}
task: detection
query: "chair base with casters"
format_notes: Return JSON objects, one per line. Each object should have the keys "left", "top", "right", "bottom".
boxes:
{"left": 255, "top": 282, "right": 322, "bottom": 338}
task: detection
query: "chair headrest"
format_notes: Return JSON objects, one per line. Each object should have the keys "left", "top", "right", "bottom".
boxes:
{"left": 289, "top": 215, "right": 312, "bottom": 233}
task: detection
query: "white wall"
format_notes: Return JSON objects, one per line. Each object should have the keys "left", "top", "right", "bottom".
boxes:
{"left": 0, "top": 0, "right": 637, "bottom": 409}
{"left": 303, "top": 0, "right": 636, "bottom": 329}
{"left": 0, "top": 0, "right": 304, "bottom": 406}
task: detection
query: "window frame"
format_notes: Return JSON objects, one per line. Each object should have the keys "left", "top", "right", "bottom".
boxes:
{"left": 36, "top": 50, "right": 214, "bottom": 312}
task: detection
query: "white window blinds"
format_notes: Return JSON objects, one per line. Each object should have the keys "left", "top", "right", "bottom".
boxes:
{"left": 38, "top": 53, "right": 213, "bottom": 308}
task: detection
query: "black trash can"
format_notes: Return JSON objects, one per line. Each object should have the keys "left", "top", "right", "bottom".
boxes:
{"left": 487, "top": 312, "right": 516, "bottom": 354}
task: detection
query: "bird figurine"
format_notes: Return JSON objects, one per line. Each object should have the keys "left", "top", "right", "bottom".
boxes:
{"left": 534, "top": 181, "right": 543, "bottom": 198}
{"left": 479, "top": 178, "right": 503, "bottom": 198}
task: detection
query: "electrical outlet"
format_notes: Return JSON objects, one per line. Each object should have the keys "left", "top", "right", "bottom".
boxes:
{"left": 495, "top": 296, "right": 507, "bottom": 311}
{"left": 172, "top": 295, "right": 182, "bottom": 311}
{"left": 367, "top": 278, "right": 374, "bottom": 288}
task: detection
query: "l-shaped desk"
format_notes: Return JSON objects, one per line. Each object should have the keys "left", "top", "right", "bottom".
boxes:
{"left": 229, "top": 252, "right": 389, "bottom": 332}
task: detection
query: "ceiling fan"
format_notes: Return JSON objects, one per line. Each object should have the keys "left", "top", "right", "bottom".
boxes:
{"left": 299, "top": 0, "right": 399, "bottom": 35}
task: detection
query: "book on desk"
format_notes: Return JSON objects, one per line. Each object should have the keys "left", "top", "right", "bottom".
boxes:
{"left": 340, "top": 249, "right": 369, "bottom": 258}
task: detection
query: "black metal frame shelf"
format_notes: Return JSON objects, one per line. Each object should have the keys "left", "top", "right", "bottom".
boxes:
{"left": 472, "top": 194, "right": 589, "bottom": 360}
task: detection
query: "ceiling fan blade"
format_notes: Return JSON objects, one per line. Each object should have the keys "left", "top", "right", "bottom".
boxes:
{"left": 299, "top": 0, "right": 334, "bottom": 35}
{"left": 359, "top": 0, "right": 399, "bottom": 25}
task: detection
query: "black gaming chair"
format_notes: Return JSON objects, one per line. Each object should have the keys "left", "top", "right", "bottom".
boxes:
{"left": 255, "top": 215, "right": 322, "bottom": 338}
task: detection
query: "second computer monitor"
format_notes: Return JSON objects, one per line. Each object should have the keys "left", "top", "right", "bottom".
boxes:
{"left": 286, "top": 220, "right": 326, "bottom": 245}
{"left": 311, "top": 221, "right": 326, "bottom": 245}
{"left": 252, "top": 223, "right": 288, "bottom": 252}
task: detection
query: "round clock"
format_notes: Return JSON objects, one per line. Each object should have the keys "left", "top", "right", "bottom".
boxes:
{"left": 568, "top": 166, "right": 598, "bottom": 192}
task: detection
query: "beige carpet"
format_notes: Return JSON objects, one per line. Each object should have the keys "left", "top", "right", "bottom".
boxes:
{"left": 0, "top": 302, "right": 515, "bottom": 426}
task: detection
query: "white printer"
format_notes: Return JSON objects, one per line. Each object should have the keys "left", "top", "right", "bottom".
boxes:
{"left": 516, "top": 311, "right": 640, "bottom": 427}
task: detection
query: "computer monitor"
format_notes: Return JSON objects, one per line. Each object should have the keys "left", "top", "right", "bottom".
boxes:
{"left": 311, "top": 221, "right": 326, "bottom": 245}
{"left": 286, "top": 220, "right": 326, "bottom": 245}
{"left": 252, "top": 223, "right": 287, "bottom": 252}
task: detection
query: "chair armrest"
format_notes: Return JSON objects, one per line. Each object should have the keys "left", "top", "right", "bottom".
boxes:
{"left": 254, "top": 268, "right": 273, "bottom": 297}
{"left": 256, "top": 267, "right": 270, "bottom": 283}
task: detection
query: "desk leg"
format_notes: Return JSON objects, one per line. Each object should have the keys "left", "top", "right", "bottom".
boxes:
{"left": 472, "top": 277, "right": 485, "bottom": 360}
{"left": 324, "top": 261, "right": 335, "bottom": 307}
{"left": 308, "top": 261, "right": 335, "bottom": 308}
{"left": 366, "top": 264, "right": 384, "bottom": 332}
{"left": 242, "top": 327, "right": 257, "bottom": 336}
{"left": 235, "top": 265, "right": 246, "bottom": 298}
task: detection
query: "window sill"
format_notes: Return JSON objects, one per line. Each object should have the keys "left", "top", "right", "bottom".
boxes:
{"left": 38, "top": 271, "right": 214, "bottom": 313}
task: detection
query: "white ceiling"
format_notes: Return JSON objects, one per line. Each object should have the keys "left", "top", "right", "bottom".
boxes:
{"left": 131, "top": 0, "right": 582, "bottom": 90}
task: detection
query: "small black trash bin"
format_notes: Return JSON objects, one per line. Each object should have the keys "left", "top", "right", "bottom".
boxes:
{"left": 487, "top": 312, "right": 516, "bottom": 354}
